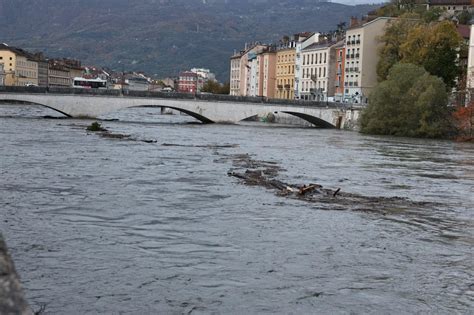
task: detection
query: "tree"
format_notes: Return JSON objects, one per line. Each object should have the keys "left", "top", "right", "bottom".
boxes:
{"left": 201, "top": 80, "right": 230, "bottom": 94}
{"left": 377, "top": 16, "right": 421, "bottom": 81}
{"left": 453, "top": 102, "right": 474, "bottom": 141}
{"left": 360, "top": 63, "right": 453, "bottom": 138}
{"left": 457, "top": 10, "right": 472, "bottom": 25}
{"left": 400, "top": 21, "right": 463, "bottom": 89}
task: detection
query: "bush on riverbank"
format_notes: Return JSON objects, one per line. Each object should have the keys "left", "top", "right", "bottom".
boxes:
{"left": 87, "top": 121, "right": 107, "bottom": 132}
{"left": 360, "top": 63, "right": 454, "bottom": 138}
{"left": 453, "top": 102, "right": 474, "bottom": 142}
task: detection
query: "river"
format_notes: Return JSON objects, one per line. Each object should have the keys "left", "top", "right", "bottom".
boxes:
{"left": 0, "top": 104, "right": 473, "bottom": 314}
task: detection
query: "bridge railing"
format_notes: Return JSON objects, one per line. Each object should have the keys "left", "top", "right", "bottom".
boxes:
{"left": 0, "top": 86, "right": 358, "bottom": 109}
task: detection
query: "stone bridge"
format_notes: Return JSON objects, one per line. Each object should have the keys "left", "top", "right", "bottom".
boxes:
{"left": 0, "top": 87, "right": 361, "bottom": 129}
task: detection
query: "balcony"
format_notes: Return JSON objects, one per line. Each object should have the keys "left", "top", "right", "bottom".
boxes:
{"left": 277, "top": 84, "right": 283, "bottom": 89}
{"left": 354, "top": 67, "right": 359, "bottom": 72}
{"left": 346, "top": 41, "right": 351, "bottom": 45}
{"left": 355, "top": 53, "right": 360, "bottom": 58}
{"left": 356, "top": 40, "right": 361, "bottom": 44}
{"left": 310, "top": 88, "right": 323, "bottom": 95}
{"left": 351, "top": 40, "right": 355, "bottom": 45}
{"left": 284, "top": 84, "right": 291, "bottom": 89}
{"left": 350, "top": 54, "right": 355, "bottom": 58}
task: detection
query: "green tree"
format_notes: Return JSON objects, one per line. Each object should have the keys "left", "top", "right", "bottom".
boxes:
{"left": 219, "top": 82, "right": 230, "bottom": 94}
{"left": 400, "top": 21, "right": 462, "bottom": 89}
{"left": 360, "top": 63, "right": 453, "bottom": 138}
{"left": 201, "top": 80, "right": 221, "bottom": 93}
{"left": 377, "top": 16, "right": 421, "bottom": 81}
{"left": 201, "top": 80, "right": 230, "bottom": 94}
{"left": 457, "top": 10, "right": 472, "bottom": 25}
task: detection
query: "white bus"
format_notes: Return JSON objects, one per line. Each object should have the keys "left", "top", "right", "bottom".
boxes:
{"left": 73, "top": 77, "right": 107, "bottom": 89}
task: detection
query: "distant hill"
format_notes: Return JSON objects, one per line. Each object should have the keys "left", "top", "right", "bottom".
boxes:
{"left": 0, "top": 0, "right": 381, "bottom": 81}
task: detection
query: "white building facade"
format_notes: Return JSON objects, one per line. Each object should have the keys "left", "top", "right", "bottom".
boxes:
{"left": 294, "top": 33, "right": 320, "bottom": 99}
{"left": 467, "top": 23, "right": 474, "bottom": 96}
{"left": 246, "top": 51, "right": 260, "bottom": 97}
{"left": 299, "top": 41, "right": 340, "bottom": 101}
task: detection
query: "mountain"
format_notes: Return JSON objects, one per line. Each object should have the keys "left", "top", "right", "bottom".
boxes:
{"left": 0, "top": 0, "right": 381, "bottom": 81}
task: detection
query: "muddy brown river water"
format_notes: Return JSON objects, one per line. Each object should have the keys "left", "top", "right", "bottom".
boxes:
{"left": 0, "top": 104, "right": 473, "bottom": 314}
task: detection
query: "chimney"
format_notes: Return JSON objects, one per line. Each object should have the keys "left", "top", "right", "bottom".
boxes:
{"left": 350, "top": 16, "right": 359, "bottom": 28}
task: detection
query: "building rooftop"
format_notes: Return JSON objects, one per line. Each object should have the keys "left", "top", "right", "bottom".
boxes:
{"left": 0, "top": 43, "right": 35, "bottom": 60}
{"left": 302, "top": 41, "right": 336, "bottom": 51}
{"left": 428, "top": 0, "right": 471, "bottom": 5}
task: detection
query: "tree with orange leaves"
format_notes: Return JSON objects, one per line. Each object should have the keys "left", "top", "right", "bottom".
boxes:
{"left": 453, "top": 101, "right": 474, "bottom": 141}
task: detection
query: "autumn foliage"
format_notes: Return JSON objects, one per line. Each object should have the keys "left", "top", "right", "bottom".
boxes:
{"left": 453, "top": 102, "right": 474, "bottom": 142}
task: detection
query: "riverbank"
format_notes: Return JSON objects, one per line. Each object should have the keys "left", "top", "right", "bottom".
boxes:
{"left": 0, "top": 234, "right": 32, "bottom": 315}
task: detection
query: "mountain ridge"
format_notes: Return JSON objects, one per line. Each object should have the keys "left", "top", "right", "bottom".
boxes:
{"left": 0, "top": 0, "right": 381, "bottom": 80}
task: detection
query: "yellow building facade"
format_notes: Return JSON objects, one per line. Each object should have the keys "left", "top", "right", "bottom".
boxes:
{"left": 275, "top": 48, "right": 295, "bottom": 99}
{"left": 0, "top": 45, "right": 38, "bottom": 86}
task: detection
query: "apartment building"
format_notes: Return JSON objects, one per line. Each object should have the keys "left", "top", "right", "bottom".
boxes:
{"left": 246, "top": 51, "right": 260, "bottom": 97}
{"left": 467, "top": 23, "right": 474, "bottom": 92}
{"left": 230, "top": 54, "right": 241, "bottom": 96}
{"left": 229, "top": 44, "right": 268, "bottom": 96}
{"left": 334, "top": 46, "right": 346, "bottom": 102}
{"left": 299, "top": 41, "right": 340, "bottom": 101}
{"left": 426, "top": 0, "right": 472, "bottom": 14}
{"left": 344, "top": 17, "right": 392, "bottom": 104}
{"left": 0, "top": 43, "right": 38, "bottom": 86}
{"left": 261, "top": 47, "right": 277, "bottom": 98}
{"left": 295, "top": 32, "right": 320, "bottom": 99}
{"left": 178, "top": 71, "right": 198, "bottom": 93}
{"left": 48, "top": 60, "right": 71, "bottom": 88}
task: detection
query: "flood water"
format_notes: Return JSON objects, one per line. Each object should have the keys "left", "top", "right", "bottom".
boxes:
{"left": 1, "top": 104, "right": 473, "bottom": 314}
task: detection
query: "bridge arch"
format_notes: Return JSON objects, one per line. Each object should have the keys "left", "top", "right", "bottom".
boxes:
{"left": 137, "top": 105, "right": 214, "bottom": 124}
{"left": 279, "top": 111, "right": 336, "bottom": 128}
{"left": 0, "top": 98, "right": 72, "bottom": 117}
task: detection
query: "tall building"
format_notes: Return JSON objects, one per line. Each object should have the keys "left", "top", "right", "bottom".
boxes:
{"left": 295, "top": 32, "right": 320, "bottom": 99}
{"left": 0, "top": 43, "right": 38, "bottom": 86}
{"left": 275, "top": 36, "right": 298, "bottom": 100}
{"left": 467, "top": 23, "right": 474, "bottom": 94}
{"left": 230, "top": 53, "right": 242, "bottom": 96}
{"left": 334, "top": 46, "right": 346, "bottom": 102}
{"left": 344, "top": 17, "right": 393, "bottom": 104}
{"left": 246, "top": 50, "right": 260, "bottom": 96}
{"left": 299, "top": 41, "right": 341, "bottom": 101}
{"left": 229, "top": 44, "right": 268, "bottom": 96}
{"left": 261, "top": 47, "right": 277, "bottom": 99}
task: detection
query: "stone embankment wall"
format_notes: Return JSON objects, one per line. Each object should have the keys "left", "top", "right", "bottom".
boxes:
{"left": 0, "top": 234, "right": 32, "bottom": 315}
